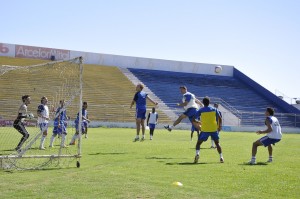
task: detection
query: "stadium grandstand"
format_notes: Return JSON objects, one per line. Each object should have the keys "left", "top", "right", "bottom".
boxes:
{"left": 0, "top": 42, "right": 299, "bottom": 131}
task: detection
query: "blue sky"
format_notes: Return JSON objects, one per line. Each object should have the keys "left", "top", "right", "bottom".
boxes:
{"left": 2, "top": 0, "right": 300, "bottom": 102}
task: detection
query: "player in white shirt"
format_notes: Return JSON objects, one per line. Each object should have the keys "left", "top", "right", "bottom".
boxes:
{"left": 146, "top": 107, "right": 158, "bottom": 140}
{"left": 164, "top": 86, "right": 203, "bottom": 132}
{"left": 249, "top": 107, "right": 282, "bottom": 164}
{"left": 37, "top": 96, "right": 50, "bottom": 150}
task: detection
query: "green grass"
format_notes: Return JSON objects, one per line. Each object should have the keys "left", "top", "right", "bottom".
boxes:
{"left": 1, "top": 128, "right": 299, "bottom": 199}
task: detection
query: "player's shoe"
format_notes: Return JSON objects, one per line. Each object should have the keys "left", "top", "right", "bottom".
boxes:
{"left": 61, "top": 144, "right": 68, "bottom": 148}
{"left": 140, "top": 137, "right": 145, "bottom": 142}
{"left": 69, "top": 141, "right": 76, "bottom": 145}
{"left": 49, "top": 145, "right": 54, "bottom": 148}
{"left": 133, "top": 137, "right": 139, "bottom": 142}
{"left": 194, "top": 155, "right": 199, "bottom": 163}
{"left": 150, "top": 136, "right": 153, "bottom": 140}
{"left": 220, "top": 157, "right": 224, "bottom": 163}
{"left": 85, "top": 135, "right": 88, "bottom": 139}
{"left": 164, "top": 125, "right": 172, "bottom": 132}
{"left": 39, "top": 146, "right": 45, "bottom": 150}
{"left": 248, "top": 160, "right": 256, "bottom": 165}
{"left": 267, "top": 158, "right": 273, "bottom": 163}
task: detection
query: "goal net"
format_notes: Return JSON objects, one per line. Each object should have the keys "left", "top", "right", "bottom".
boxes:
{"left": 0, "top": 57, "right": 83, "bottom": 170}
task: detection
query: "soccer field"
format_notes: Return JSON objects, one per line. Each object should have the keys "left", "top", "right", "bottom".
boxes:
{"left": 0, "top": 128, "right": 299, "bottom": 199}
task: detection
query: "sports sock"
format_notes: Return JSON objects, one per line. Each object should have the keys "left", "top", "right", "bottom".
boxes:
{"left": 49, "top": 136, "right": 55, "bottom": 146}
{"left": 196, "top": 150, "right": 200, "bottom": 156}
{"left": 40, "top": 136, "right": 46, "bottom": 148}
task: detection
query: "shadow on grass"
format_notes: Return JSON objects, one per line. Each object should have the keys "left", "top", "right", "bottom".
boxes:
{"left": 166, "top": 162, "right": 208, "bottom": 165}
{"left": 239, "top": 162, "right": 268, "bottom": 166}
{"left": 145, "top": 156, "right": 178, "bottom": 160}
{"left": 88, "top": 152, "right": 126, "bottom": 156}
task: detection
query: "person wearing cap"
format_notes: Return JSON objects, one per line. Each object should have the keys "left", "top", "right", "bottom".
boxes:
{"left": 164, "top": 86, "right": 203, "bottom": 132}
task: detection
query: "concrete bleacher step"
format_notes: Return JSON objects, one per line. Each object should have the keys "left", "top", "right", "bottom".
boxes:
{"left": 119, "top": 67, "right": 178, "bottom": 122}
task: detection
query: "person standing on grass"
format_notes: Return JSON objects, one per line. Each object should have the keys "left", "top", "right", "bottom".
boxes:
{"left": 192, "top": 96, "right": 223, "bottom": 164}
{"left": 50, "top": 99, "right": 68, "bottom": 148}
{"left": 14, "top": 95, "right": 32, "bottom": 151}
{"left": 130, "top": 83, "right": 158, "bottom": 142}
{"left": 146, "top": 107, "right": 158, "bottom": 140}
{"left": 37, "top": 96, "right": 50, "bottom": 150}
{"left": 248, "top": 107, "right": 282, "bottom": 165}
{"left": 70, "top": 102, "right": 90, "bottom": 145}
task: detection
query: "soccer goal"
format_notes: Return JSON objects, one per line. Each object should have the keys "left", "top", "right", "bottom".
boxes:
{"left": 0, "top": 57, "right": 83, "bottom": 170}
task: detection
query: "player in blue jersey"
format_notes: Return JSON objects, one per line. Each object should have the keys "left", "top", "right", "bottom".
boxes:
{"left": 164, "top": 86, "right": 203, "bottom": 132}
{"left": 130, "top": 83, "right": 158, "bottom": 142}
{"left": 193, "top": 96, "right": 223, "bottom": 163}
{"left": 69, "top": 102, "right": 90, "bottom": 145}
{"left": 49, "top": 100, "right": 68, "bottom": 148}
{"left": 37, "top": 96, "right": 50, "bottom": 150}
{"left": 248, "top": 107, "right": 282, "bottom": 164}
{"left": 211, "top": 103, "right": 222, "bottom": 148}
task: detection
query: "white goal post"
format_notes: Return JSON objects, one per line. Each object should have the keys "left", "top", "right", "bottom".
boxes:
{"left": 0, "top": 57, "right": 83, "bottom": 170}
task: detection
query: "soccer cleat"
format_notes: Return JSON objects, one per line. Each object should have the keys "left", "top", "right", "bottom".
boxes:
{"left": 267, "top": 159, "right": 273, "bottom": 163}
{"left": 194, "top": 155, "right": 199, "bottom": 163}
{"left": 140, "top": 137, "right": 145, "bottom": 142}
{"left": 248, "top": 160, "right": 256, "bottom": 165}
{"left": 39, "top": 146, "right": 45, "bottom": 150}
{"left": 85, "top": 135, "right": 88, "bottom": 139}
{"left": 49, "top": 145, "right": 54, "bottom": 148}
{"left": 150, "top": 136, "right": 153, "bottom": 140}
{"left": 220, "top": 157, "right": 224, "bottom": 163}
{"left": 164, "top": 125, "right": 172, "bottom": 132}
{"left": 69, "top": 141, "right": 76, "bottom": 145}
{"left": 133, "top": 137, "right": 139, "bottom": 142}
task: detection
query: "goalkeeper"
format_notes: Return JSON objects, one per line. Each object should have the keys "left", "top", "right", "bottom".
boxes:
{"left": 13, "top": 95, "right": 33, "bottom": 151}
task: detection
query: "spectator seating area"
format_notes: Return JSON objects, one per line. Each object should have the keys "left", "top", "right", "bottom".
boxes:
{"left": 128, "top": 68, "right": 299, "bottom": 127}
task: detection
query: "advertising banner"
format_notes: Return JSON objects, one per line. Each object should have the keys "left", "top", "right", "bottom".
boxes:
{"left": 0, "top": 43, "right": 15, "bottom": 57}
{"left": 15, "top": 45, "right": 70, "bottom": 60}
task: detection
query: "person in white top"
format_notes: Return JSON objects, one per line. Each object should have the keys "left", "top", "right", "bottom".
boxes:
{"left": 164, "top": 86, "right": 203, "bottom": 132}
{"left": 146, "top": 107, "right": 158, "bottom": 140}
{"left": 249, "top": 107, "right": 282, "bottom": 164}
{"left": 37, "top": 96, "right": 50, "bottom": 150}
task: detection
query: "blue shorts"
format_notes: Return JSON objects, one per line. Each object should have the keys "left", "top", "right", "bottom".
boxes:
{"left": 198, "top": 132, "right": 219, "bottom": 141}
{"left": 53, "top": 124, "right": 67, "bottom": 135}
{"left": 136, "top": 108, "right": 146, "bottom": 119}
{"left": 260, "top": 136, "right": 281, "bottom": 147}
{"left": 183, "top": 108, "right": 198, "bottom": 122}
{"left": 191, "top": 125, "right": 196, "bottom": 132}
{"left": 75, "top": 122, "right": 86, "bottom": 133}
{"left": 149, "top": 123, "right": 156, "bottom": 130}
{"left": 39, "top": 123, "right": 48, "bottom": 132}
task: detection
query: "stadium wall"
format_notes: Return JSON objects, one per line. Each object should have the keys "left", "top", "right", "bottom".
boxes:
{"left": 0, "top": 42, "right": 234, "bottom": 76}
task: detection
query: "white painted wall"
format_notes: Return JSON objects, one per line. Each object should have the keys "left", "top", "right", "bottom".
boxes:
{"left": 0, "top": 42, "right": 234, "bottom": 76}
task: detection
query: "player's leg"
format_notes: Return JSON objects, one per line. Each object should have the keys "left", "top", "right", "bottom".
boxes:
{"left": 194, "top": 132, "right": 208, "bottom": 163}
{"left": 249, "top": 137, "right": 265, "bottom": 164}
{"left": 141, "top": 119, "right": 146, "bottom": 141}
{"left": 164, "top": 114, "right": 187, "bottom": 132}
{"left": 14, "top": 122, "right": 30, "bottom": 150}
{"left": 134, "top": 118, "right": 141, "bottom": 141}
{"left": 213, "top": 133, "right": 224, "bottom": 163}
{"left": 39, "top": 123, "right": 48, "bottom": 150}
{"left": 267, "top": 145, "right": 273, "bottom": 162}
{"left": 70, "top": 123, "right": 79, "bottom": 145}
{"left": 84, "top": 122, "right": 88, "bottom": 138}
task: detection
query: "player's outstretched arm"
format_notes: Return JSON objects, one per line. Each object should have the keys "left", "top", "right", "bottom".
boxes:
{"left": 147, "top": 96, "right": 158, "bottom": 106}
